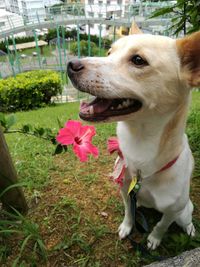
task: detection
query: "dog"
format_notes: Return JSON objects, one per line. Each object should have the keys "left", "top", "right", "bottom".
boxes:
{"left": 67, "top": 23, "right": 199, "bottom": 249}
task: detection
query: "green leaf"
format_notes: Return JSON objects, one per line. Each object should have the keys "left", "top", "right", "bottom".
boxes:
{"left": 19, "top": 234, "right": 32, "bottom": 255}
{"left": 149, "top": 6, "right": 174, "bottom": 19}
{"left": 37, "top": 239, "right": 47, "bottom": 260}
{"left": 0, "top": 112, "right": 6, "bottom": 128}
{"left": 22, "top": 124, "right": 32, "bottom": 133}
{"left": 57, "top": 117, "right": 63, "bottom": 129}
{"left": 51, "top": 137, "right": 57, "bottom": 145}
{"left": 0, "top": 182, "right": 27, "bottom": 199}
{"left": 5, "top": 114, "right": 16, "bottom": 129}
{"left": 54, "top": 144, "right": 63, "bottom": 155}
{"left": 34, "top": 127, "right": 45, "bottom": 136}
{"left": 63, "top": 145, "right": 68, "bottom": 152}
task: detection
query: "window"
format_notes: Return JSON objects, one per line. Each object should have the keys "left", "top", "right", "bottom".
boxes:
{"left": 0, "top": 22, "right": 5, "bottom": 27}
{"left": 88, "top": 11, "right": 94, "bottom": 17}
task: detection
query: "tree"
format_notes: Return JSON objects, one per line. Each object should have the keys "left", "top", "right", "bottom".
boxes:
{"left": 71, "top": 40, "right": 98, "bottom": 56}
{"left": 150, "top": 0, "right": 200, "bottom": 35}
{"left": 0, "top": 127, "right": 28, "bottom": 213}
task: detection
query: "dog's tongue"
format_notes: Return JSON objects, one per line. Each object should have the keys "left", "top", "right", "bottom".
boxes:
{"left": 80, "top": 99, "right": 112, "bottom": 114}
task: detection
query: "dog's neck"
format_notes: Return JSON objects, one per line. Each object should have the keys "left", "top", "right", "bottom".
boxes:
{"left": 117, "top": 97, "right": 190, "bottom": 178}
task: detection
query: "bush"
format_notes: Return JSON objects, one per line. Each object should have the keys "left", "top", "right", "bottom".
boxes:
{"left": 0, "top": 70, "right": 62, "bottom": 112}
{"left": 0, "top": 36, "right": 39, "bottom": 53}
{"left": 71, "top": 40, "right": 98, "bottom": 56}
{"left": 45, "top": 27, "right": 78, "bottom": 43}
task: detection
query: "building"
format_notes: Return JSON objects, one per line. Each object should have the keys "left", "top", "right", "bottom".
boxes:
{"left": 0, "top": 0, "right": 6, "bottom": 9}
{"left": 84, "top": 0, "right": 127, "bottom": 37}
{"left": 0, "top": 8, "right": 24, "bottom": 38}
{"left": 5, "top": 0, "right": 20, "bottom": 14}
{"left": 4, "top": 0, "right": 61, "bottom": 23}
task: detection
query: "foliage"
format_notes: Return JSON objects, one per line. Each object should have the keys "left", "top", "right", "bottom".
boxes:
{"left": 0, "top": 36, "right": 40, "bottom": 53}
{"left": 45, "top": 27, "right": 78, "bottom": 43}
{"left": 150, "top": 0, "right": 200, "bottom": 35}
{"left": 0, "top": 112, "right": 67, "bottom": 155}
{"left": 186, "top": 95, "right": 200, "bottom": 177}
{"left": 1, "top": 93, "right": 200, "bottom": 265}
{"left": 0, "top": 70, "right": 62, "bottom": 112}
{"left": 0, "top": 208, "right": 47, "bottom": 265}
{"left": 45, "top": 27, "right": 112, "bottom": 49}
{"left": 71, "top": 40, "right": 99, "bottom": 56}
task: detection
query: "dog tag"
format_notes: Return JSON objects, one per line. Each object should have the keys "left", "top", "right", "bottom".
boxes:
{"left": 128, "top": 176, "right": 137, "bottom": 195}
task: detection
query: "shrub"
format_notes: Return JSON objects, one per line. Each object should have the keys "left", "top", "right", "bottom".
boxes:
{"left": 0, "top": 36, "right": 39, "bottom": 53}
{"left": 71, "top": 40, "right": 98, "bottom": 56}
{"left": 0, "top": 70, "right": 62, "bottom": 112}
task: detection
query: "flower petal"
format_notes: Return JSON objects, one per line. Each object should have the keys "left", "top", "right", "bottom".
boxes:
{"left": 107, "top": 137, "right": 119, "bottom": 153}
{"left": 85, "top": 142, "right": 99, "bottom": 158}
{"left": 73, "top": 143, "right": 88, "bottom": 162}
{"left": 79, "top": 125, "right": 96, "bottom": 142}
{"left": 73, "top": 142, "right": 99, "bottom": 162}
{"left": 107, "top": 137, "right": 123, "bottom": 158}
{"left": 109, "top": 156, "right": 126, "bottom": 187}
{"left": 65, "top": 120, "right": 82, "bottom": 136}
{"left": 56, "top": 128, "right": 74, "bottom": 145}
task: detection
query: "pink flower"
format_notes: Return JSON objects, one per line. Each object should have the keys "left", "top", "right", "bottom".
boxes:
{"left": 56, "top": 120, "right": 99, "bottom": 162}
{"left": 107, "top": 137, "right": 126, "bottom": 187}
{"left": 107, "top": 137, "right": 123, "bottom": 158}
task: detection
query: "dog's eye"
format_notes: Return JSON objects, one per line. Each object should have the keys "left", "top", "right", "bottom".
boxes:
{"left": 131, "top": 55, "right": 147, "bottom": 66}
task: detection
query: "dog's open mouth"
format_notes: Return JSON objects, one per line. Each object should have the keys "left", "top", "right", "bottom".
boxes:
{"left": 79, "top": 97, "right": 142, "bottom": 122}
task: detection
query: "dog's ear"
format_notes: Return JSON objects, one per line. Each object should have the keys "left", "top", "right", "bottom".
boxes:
{"left": 176, "top": 31, "right": 200, "bottom": 87}
{"left": 129, "top": 21, "right": 143, "bottom": 35}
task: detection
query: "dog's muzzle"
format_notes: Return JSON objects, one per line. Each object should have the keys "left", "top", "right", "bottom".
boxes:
{"left": 67, "top": 59, "right": 84, "bottom": 77}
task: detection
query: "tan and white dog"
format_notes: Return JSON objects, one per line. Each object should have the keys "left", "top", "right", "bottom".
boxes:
{"left": 67, "top": 24, "right": 199, "bottom": 249}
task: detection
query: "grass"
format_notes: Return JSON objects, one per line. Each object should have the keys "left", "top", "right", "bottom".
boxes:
{"left": 1, "top": 92, "right": 200, "bottom": 266}
{"left": 0, "top": 45, "right": 56, "bottom": 63}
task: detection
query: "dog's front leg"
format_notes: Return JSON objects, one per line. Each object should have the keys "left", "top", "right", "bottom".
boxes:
{"left": 118, "top": 176, "right": 133, "bottom": 239}
{"left": 147, "top": 213, "right": 175, "bottom": 250}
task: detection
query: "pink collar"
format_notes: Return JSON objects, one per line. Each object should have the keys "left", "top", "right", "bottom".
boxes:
{"left": 156, "top": 156, "right": 179, "bottom": 174}
{"left": 107, "top": 137, "right": 180, "bottom": 186}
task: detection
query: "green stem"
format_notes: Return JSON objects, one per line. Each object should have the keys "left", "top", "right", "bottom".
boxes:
{"left": 4, "top": 129, "right": 52, "bottom": 141}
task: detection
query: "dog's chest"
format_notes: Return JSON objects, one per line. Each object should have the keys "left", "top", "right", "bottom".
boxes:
{"left": 137, "top": 185, "right": 156, "bottom": 209}
{"left": 117, "top": 122, "right": 161, "bottom": 177}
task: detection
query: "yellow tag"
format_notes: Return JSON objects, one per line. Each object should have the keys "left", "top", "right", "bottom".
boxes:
{"left": 128, "top": 176, "right": 137, "bottom": 195}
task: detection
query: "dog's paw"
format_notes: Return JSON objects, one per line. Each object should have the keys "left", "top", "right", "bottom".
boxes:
{"left": 185, "top": 223, "right": 195, "bottom": 237}
{"left": 147, "top": 233, "right": 161, "bottom": 250}
{"left": 118, "top": 221, "right": 132, "bottom": 239}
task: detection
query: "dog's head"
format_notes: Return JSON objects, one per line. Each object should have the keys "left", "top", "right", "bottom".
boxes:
{"left": 67, "top": 24, "right": 200, "bottom": 122}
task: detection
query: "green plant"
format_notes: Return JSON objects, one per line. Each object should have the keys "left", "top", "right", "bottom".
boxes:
{"left": 71, "top": 40, "right": 99, "bottom": 56}
{"left": 150, "top": 0, "right": 200, "bottom": 35}
{"left": 1, "top": 94, "right": 200, "bottom": 266}
{"left": 0, "top": 112, "right": 67, "bottom": 156}
{"left": 0, "top": 36, "right": 38, "bottom": 53}
{"left": 0, "top": 70, "right": 62, "bottom": 112}
{"left": 0, "top": 209, "right": 47, "bottom": 265}
{"left": 45, "top": 27, "right": 78, "bottom": 43}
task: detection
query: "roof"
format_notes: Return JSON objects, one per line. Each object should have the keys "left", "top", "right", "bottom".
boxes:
{"left": 0, "top": 49, "right": 6, "bottom": 56}
{"left": 8, "top": 40, "right": 48, "bottom": 51}
{"left": 0, "top": 9, "right": 12, "bottom": 17}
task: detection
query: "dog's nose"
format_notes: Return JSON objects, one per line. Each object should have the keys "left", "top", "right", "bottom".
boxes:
{"left": 67, "top": 60, "right": 84, "bottom": 73}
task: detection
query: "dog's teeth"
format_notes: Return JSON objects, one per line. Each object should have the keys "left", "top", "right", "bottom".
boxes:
{"left": 122, "top": 100, "right": 129, "bottom": 107}
{"left": 117, "top": 104, "right": 123, "bottom": 109}
{"left": 127, "top": 99, "right": 131, "bottom": 106}
{"left": 89, "top": 106, "right": 94, "bottom": 114}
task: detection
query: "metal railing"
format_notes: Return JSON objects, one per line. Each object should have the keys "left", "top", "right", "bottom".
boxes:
{"left": 0, "top": 2, "right": 174, "bottom": 102}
